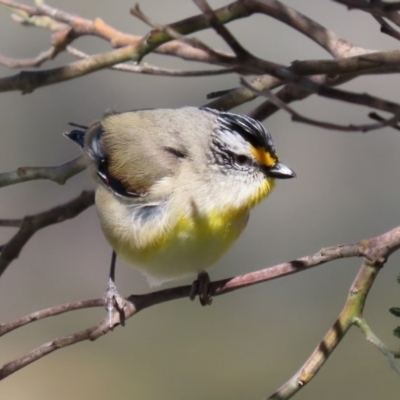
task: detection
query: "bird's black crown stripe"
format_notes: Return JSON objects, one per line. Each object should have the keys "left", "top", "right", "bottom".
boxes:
{"left": 201, "top": 107, "right": 277, "bottom": 155}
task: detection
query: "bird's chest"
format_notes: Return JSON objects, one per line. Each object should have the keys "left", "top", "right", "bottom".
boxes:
{"left": 147, "top": 209, "right": 248, "bottom": 260}
{"left": 111, "top": 208, "right": 250, "bottom": 284}
{"left": 172, "top": 209, "right": 250, "bottom": 257}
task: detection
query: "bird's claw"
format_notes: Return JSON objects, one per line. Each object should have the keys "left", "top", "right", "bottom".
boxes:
{"left": 190, "top": 271, "right": 213, "bottom": 306}
{"left": 104, "top": 277, "right": 127, "bottom": 328}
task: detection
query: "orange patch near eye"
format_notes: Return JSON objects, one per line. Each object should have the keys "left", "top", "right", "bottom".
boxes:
{"left": 251, "top": 147, "right": 277, "bottom": 167}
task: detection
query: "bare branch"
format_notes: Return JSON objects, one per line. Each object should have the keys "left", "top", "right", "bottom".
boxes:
{"left": 0, "top": 47, "right": 58, "bottom": 68}
{"left": 67, "top": 46, "right": 235, "bottom": 77}
{"left": 0, "top": 190, "right": 94, "bottom": 276}
{"left": 192, "top": 2, "right": 400, "bottom": 123}
{"left": 193, "top": 0, "right": 251, "bottom": 59}
{"left": 131, "top": 4, "right": 236, "bottom": 66}
{"left": 206, "top": 74, "right": 283, "bottom": 111}
{"left": 290, "top": 50, "right": 400, "bottom": 76}
{"left": 0, "top": 155, "right": 87, "bottom": 188}
{"left": 242, "top": 78, "right": 400, "bottom": 132}
{"left": 204, "top": 0, "right": 378, "bottom": 113}
{"left": 267, "top": 225, "right": 400, "bottom": 399}
{"left": 373, "top": 15, "right": 400, "bottom": 41}
{"left": 334, "top": 0, "right": 400, "bottom": 21}
{"left": 0, "top": 299, "right": 102, "bottom": 336}
{"left": 369, "top": 111, "right": 400, "bottom": 131}
{"left": 245, "top": 0, "right": 369, "bottom": 58}
{"left": 1, "top": 225, "right": 399, "bottom": 381}
{"left": 0, "top": 0, "right": 376, "bottom": 95}
{"left": 7, "top": 1, "right": 238, "bottom": 64}
{"left": 0, "top": 219, "right": 22, "bottom": 228}
{"left": 0, "top": 0, "right": 250, "bottom": 92}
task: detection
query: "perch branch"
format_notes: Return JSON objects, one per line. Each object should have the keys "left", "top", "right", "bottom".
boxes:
{"left": 1, "top": 225, "right": 400, "bottom": 382}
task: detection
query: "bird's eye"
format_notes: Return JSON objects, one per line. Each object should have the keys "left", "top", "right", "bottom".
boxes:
{"left": 235, "top": 154, "right": 251, "bottom": 166}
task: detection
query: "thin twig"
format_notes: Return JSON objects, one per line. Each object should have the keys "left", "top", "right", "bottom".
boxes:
{"left": 0, "top": 155, "right": 87, "bottom": 188}
{"left": 131, "top": 4, "right": 236, "bottom": 66}
{"left": 67, "top": 46, "right": 236, "bottom": 77}
{"left": 354, "top": 317, "right": 400, "bottom": 374}
{"left": 373, "top": 15, "right": 400, "bottom": 41}
{"left": 334, "top": 0, "right": 400, "bottom": 27}
{"left": 193, "top": 0, "right": 251, "bottom": 59}
{"left": 369, "top": 111, "right": 400, "bottom": 131}
{"left": 246, "top": 0, "right": 369, "bottom": 58}
{"left": 0, "top": 219, "right": 22, "bottom": 228}
{"left": 0, "top": 47, "right": 58, "bottom": 68}
{"left": 0, "top": 190, "right": 94, "bottom": 276}
{"left": 241, "top": 78, "right": 400, "bottom": 132}
{"left": 0, "top": 299, "right": 102, "bottom": 336}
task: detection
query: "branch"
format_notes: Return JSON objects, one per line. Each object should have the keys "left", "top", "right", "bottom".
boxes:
{"left": 244, "top": 0, "right": 369, "bottom": 58}
{"left": 0, "top": 0, "right": 374, "bottom": 96}
{"left": 369, "top": 111, "right": 400, "bottom": 131}
{"left": 290, "top": 50, "right": 400, "bottom": 76}
{"left": 131, "top": 4, "right": 236, "bottom": 66}
{"left": 195, "top": 2, "right": 400, "bottom": 119}
{"left": 1, "top": 225, "right": 400, "bottom": 381}
{"left": 0, "top": 0, "right": 249, "bottom": 92}
{"left": 0, "top": 299, "right": 102, "bottom": 336}
{"left": 242, "top": 78, "right": 400, "bottom": 132}
{"left": 66, "top": 46, "right": 235, "bottom": 77}
{"left": 372, "top": 15, "right": 400, "bottom": 41}
{"left": 204, "top": 0, "right": 377, "bottom": 112}
{"left": 268, "top": 261, "right": 373, "bottom": 398}
{"left": 0, "top": 47, "right": 58, "bottom": 68}
{"left": 335, "top": 0, "right": 400, "bottom": 23}
{"left": 0, "top": 190, "right": 94, "bottom": 276}
{"left": 0, "top": 155, "right": 87, "bottom": 188}
{"left": 206, "top": 74, "right": 282, "bottom": 111}
{"left": 268, "top": 227, "right": 400, "bottom": 399}
{"left": 1, "top": 0, "right": 394, "bottom": 134}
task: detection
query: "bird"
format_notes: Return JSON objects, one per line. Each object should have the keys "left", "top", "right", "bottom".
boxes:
{"left": 65, "top": 107, "right": 295, "bottom": 307}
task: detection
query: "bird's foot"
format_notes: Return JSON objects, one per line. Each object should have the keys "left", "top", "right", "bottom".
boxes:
{"left": 104, "top": 277, "right": 127, "bottom": 329}
{"left": 190, "top": 271, "right": 213, "bottom": 306}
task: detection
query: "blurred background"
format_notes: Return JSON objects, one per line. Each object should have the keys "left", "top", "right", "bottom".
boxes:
{"left": 0, "top": 1, "right": 400, "bottom": 399}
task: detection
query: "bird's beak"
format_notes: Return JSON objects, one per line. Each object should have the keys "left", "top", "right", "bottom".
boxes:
{"left": 267, "top": 162, "right": 296, "bottom": 179}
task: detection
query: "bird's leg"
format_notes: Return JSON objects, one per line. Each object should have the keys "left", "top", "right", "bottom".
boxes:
{"left": 104, "top": 251, "right": 127, "bottom": 328}
{"left": 190, "top": 271, "right": 213, "bottom": 306}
